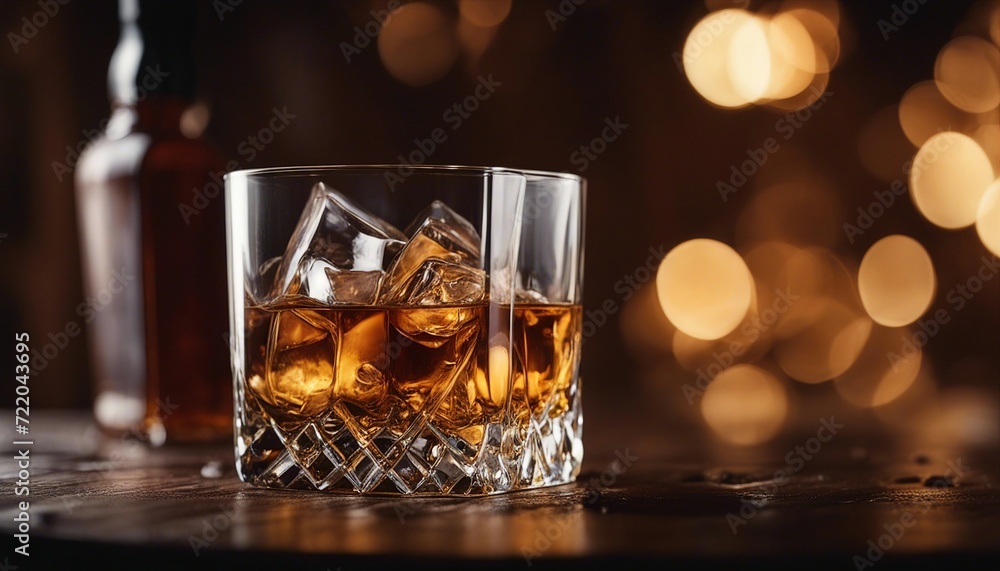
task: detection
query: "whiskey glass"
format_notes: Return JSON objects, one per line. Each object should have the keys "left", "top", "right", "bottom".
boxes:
{"left": 225, "top": 166, "right": 584, "bottom": 494}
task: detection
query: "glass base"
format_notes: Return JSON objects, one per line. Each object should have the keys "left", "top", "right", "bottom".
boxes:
{"left": 236, "top": 388, "right": 583, "bottom": 495}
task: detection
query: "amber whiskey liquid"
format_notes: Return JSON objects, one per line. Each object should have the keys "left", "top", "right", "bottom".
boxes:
{"left": 237, "top": 301, "right": 581, "bottom": 494}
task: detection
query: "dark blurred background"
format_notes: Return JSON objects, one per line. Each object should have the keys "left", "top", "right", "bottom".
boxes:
{"left": 1, "top": 0, "right": 997, "bottom": 453}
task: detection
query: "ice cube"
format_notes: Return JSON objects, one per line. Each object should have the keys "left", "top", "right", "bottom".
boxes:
{"left": 273, "top": 183, "right": 405, "bottom": 305}
{"left": 401, "top": 200, "right": 480, "bottom": 263}
{"left": 255, "top": 309, "right": 337, "bottom": 421}
{"left": 332, "top": 311, "right": 389, "bottom": 408}
{"left": 389, "top": 306, "right": 481, "bottom": 414}
{"left": 516, "top": 289, "right": 550, "bottom": 304}
{"left": 286, "top": 258, "right": 383, "bottom": 305}
{"left": 390, "top": 303, "right": 482, "bottom": 348}
{"left": 380, "top": 201, "right": 485, "bottom": 305}
{"left": 384, "top": 259, "right": 485, "bottom": 306}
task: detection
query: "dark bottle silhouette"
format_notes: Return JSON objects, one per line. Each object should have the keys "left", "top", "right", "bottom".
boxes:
{"left": 75, "top": 0, "right": 231, "bottom": 444}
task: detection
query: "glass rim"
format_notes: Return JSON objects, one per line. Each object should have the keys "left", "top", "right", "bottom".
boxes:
{"left": 224, "top": 164, "right": 584, "bottom": 183}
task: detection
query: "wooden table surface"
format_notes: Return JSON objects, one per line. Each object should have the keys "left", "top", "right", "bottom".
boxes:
{"left": 1, "top": 411, "right": 998, "bottom": 570}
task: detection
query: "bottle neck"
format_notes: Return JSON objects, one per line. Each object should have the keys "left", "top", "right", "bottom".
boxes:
{"left": 108, "top": 0, "right": 198, "bottom": 113}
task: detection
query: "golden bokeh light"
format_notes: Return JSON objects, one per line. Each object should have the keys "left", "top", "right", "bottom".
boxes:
{"left": 701, "top": 364, "right": 788, "bottom": 445}
{"left": 784, "top": 8, "right": 840, "bottom": 72}
{"left": 774, "top": 299, "right": 872, "bottom": 384}
{"left": 670, "top": 300, "right": 771, "bottom": 375}
{"left": 728, "top": 14, "right": 773, "bottom": 104}
{"left": 682, "top": 9, "right": 761, "bottom": 109}
{"left": 898, "top": 81, "right": 973, "bottom": 147}
{"left": 670, "top": 250, "right": 796, "bottom": 372}
{"left": 857, "top": 105, "right": 916, "bottom": 183}
{"left": 764, "top": 11, "right": 817, "bottom": 100}
{"left": 458, "top": 0, "right": 512, "bottom": 28}
{"left": 934, "top": 36, "right": 1000, "bottom": 114}
{"left": 858, "top": 235, "right": 936, "bottom": 327}
{"left": 763, "top": 56, "right": 829, "bottom": 111}
{"left": 378, "top": 2, "right": 458, "bottom": 87}
{"left": 681, "top": 4, "right": 840, "bottom": 109}
{"left": 835, "top": 325, "right": 922, "bottom": 408}
{"left": 910, "top": 131, "right": 995, "bottom": 229}
{"left": 977, "top": 179, "right": 1000, "bottom": 257}
{"left": 656, "top": 239, "right": 754, "bottom": 341}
